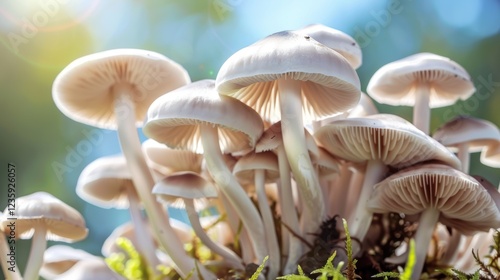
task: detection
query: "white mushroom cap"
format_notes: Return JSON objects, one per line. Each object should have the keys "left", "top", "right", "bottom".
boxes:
{"left": 1, "top": 192, "right": 88, "bottom": 242}
{"left": 433, "top": 115, "right": 500, "bottom": 153}
{"left": 52, "top": 258, "right": 125, "bottom": 280}
{"left": 233, "top": 151, "right": 280, "bottom": 185}
{"left": 153, "top": 171, "right": 218, "bottom": 210}
{"left": 216, "top": 30, "right": 361, "bottom": 123}
{"left": 367, "top": 163, "right": 500, "bottom": 234}
{"left": 314, "top": 114, "right": 461, "bottom": 169}
{"left": 144, "top": 79, "right": 264, "bottom": 154}
{"left": 40, "top": 245, "right": 98, "bottom": 279}
{"left": 481, "top": 141, "right": 500, "bottom": 168}
{"left": 296, "top": 23, "right": 362, "bottom": 69}
{"left": 367, "top": 52, "right": 475, "bottom": 108}
{"left": 53, "top": 49, "right": 190, "bottom": 129}
{"left": 142, "top": 138, "right": 203, "bottom": 174}
{"left": 76, "top": 155, "right": 139, "bottom": 209}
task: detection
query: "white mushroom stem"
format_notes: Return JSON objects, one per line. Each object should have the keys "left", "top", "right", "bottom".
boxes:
{"left": 327, "top": 165, "right": 352, "bottom": 218}
{"left": 275, "top": 145, "right": 303, "bottom": 274}
{"left": 278, "top": 78, "right": 325, "bottom": 242}
{"left": 183, "top": 199, "right": 244, "bottom": 270}
{"left": 23, "top": 225, "right": 48, "bottom": 280}
{"left": 217, "top": 191, "right": 255, "bottom": 264}
{"left": 199, "top": 124, "right": 268, "bottom": 263}
{"left": 114, "top": 90, "right": 215, "bottom": 279}
{"left": 126, "top": 188, "right": 159, "bottom": 274}
{"left": 413, "top": 82, "right": 431, "bottom": 134}
{"left": 255, "top": 169, "right": 280, "bottom": 279}
{"left": 348, "top": 160, "right": 388, "bottom": 255}
{"left": 0, "top": 227, "right": 22, "bottom": 280}
{"left": 344, "top": 167, "right": 366, "bottom": 218}
{"left": 412, "top": 208, "right": 441, "bottom": 280}
{"left": 457, "top": 142, "right": 470, "bottom": 173}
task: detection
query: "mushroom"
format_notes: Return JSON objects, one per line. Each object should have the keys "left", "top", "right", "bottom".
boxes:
{"left": 296, "top": 23, "right": 362, "bottom": 69}
{"left": 142, "top": 138, "right": 204, "bottom": 176}
{"left": 433, "top": 115, "right": 500, "bottom": 173}
{"left": 233, "top": 151, "right": 281, "bottom": 278}
{"left": 1, "top": 192, "right": 88, "bottom": 280}
{"left": 314, "top": 114, "right": 461, "bottom": 254}
{"left": 216, "top": 30, "right": 361, "bottom": 239}
{"left": 40, "top": 245, "right": 99, "bottom": 279}
{"left": 153, "top": 171, "right": 244, "bottom": 270}
{"left": 76, "top": 155, "right": 159, "bottom": 271}
{"left": 143, "top": 79, "right": 268, "bottom": 263}
{"left": 481, "top": 140, "right": 500, "bottom": 168}
{"left": 366, "top": 163, "right": 500, "bottom": 279}
{"left": 367, "top": 52, "right": 475, "bottom": 134}
{"left": 52, "top": 258, "right": 125, "bottom": 280}
{"left": 52, "top": 49, "right": 209, "bottom": 278}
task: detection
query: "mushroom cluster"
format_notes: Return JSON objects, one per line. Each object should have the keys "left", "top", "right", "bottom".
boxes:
{"left": 1, "top": 23, "right": 499, "bottom": 280}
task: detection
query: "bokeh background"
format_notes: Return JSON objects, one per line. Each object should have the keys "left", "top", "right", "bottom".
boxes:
{"left": 0, "top": 0, "right": 499, "bottom": 278}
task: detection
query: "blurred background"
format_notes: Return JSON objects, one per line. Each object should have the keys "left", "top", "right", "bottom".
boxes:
{"left": 0, "top": 0, "right": 499, "bottom": 278}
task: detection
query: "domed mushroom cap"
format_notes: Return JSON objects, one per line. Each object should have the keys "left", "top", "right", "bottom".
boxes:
{"left": 367, "top": 52, "right": 475, "bottom": 108}
{"left": 142, "top": 139, "right": 203, "bottom": 174}
{"left": 152, "top": 171, "right": 218, "bottom": 210}
{"left": 481, "top": 141, "right": 500, "bottom": 168}
{"left": 367, "top": 163, "right": 500, "bottom": 235}
{"left": 53, "top": 258, "right": 125, "bottom": 280}
{"left": 216, "top": 30, "right": 361, "bottom": 122}
{"left": 40, "top": 245, "right": 98, "bottom": 279}
{"left": 76, "top": 155, "right": 139, "bottom": 209}
{"left": 433, "top": 115, "right": 500, "bottom": 153}
{"left": 53, "top": 49, "right": 190, "bottom": 129}
{"left": 144, "top": 79, "right": 264, "bottom": 154}
{"left": 296, "top": 23, "right": 362, "bottom": 69}
{"left": 233, "top": 151, "right": 280, "bottom": 185}
{"left": 314, "top": 114, "right": 461, "bottom": 169}
{"left": 1, "top": 192, "right": 88, "bottom": 242}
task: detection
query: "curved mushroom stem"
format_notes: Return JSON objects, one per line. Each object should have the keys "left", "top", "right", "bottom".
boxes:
{"left": 457, "top": 142, "right": 470, "bottom": 173}
{"left": 413, "top": 82, "right": 431, "bottom": 135}
{"left": 278, "top": 78, "right": 325, "bottom": 242}
{"left": 126, "top": 188, "right": 160, "bottom": 275}
{"left": 255, "top": 169, "right": 280, "bottom": 279}
{"left": 199, "top": 124, "right": 268, "bottom": 263}
{"left": 183, "top": 199, "right": 244, "bottom": 270}
{"left": 412, "top": 208, "right": 441, "bottom": 280}
{"left": 348, "top": 160, "right": 388, "bottom": 255}
{"left": 0, "top": 228, "right": 22, "bottom": 280}
{"left": 23, "top": 225, "right": 47, "bottom": 280}
{"left": 114, "top": 90, "right": 215, "bottom": 279}
{"left": 276, "top": 145, "right": 303, "bottom": 274}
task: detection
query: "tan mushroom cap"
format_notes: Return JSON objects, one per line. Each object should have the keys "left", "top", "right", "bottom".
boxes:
{"left": 143, "top": 79, "right": 264, "bottom": 154}
{"left": 433, "top": 115, "right": 500, "bottom": 152}
{"left": 314, "top": 114, "right": 461, "bottom": 169}
{"left": 76, "top": 155, "right": 140, "bottom": 209}
{"left": 216, "top": 30, "right": 361, "bottom": 122}
{"left": 367, "top": 52, "right": 475, "bottom": 107}
{"left": 40, "top": 245, "right": 98, "bottom": 279}
{"left": 367, "top": 163, "right": 500, "bottom": 235}
{"left": 53, "top": 48, "right": 190, "bottom": 129}
{"left": 142, "top": 139, "right": 203, "bottom": 175}
{"left": 311, "top": 147, "right": 341, "bottom": 180}
{"left": 255, "top": 121, "right": 319, "bottom": 157}
{"left": 233, "top": 151, "right": 280, "bottom": 185}
{"left": 296, "top": 23, "right": 362, "bottom": 69}
{"left": 153, "top": 171, "right": 218, "bottom": 210}
{"left": 481, "top": 141, "right": 500, "bottom": 168}
{"left": 1, "top": 192, "right": 88, "bottom": 242}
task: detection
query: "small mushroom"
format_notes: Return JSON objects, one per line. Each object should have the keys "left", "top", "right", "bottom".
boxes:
{"left": 153, "top": 171, "right": 244, "bottom": 270}
{"left": 367, "top": 164, "right": 500, "bottom": 279}
{"left": 367, "top": 52, "right": 475, "bottom": 134}
{"left": 1, "top": 192, "right": 88, "bottom": 280}
{"left": 40, "top": 245, "right": 98, "bottom": 279}
{"left": 144, "top": 79, "right": 267, "bottom": 263}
